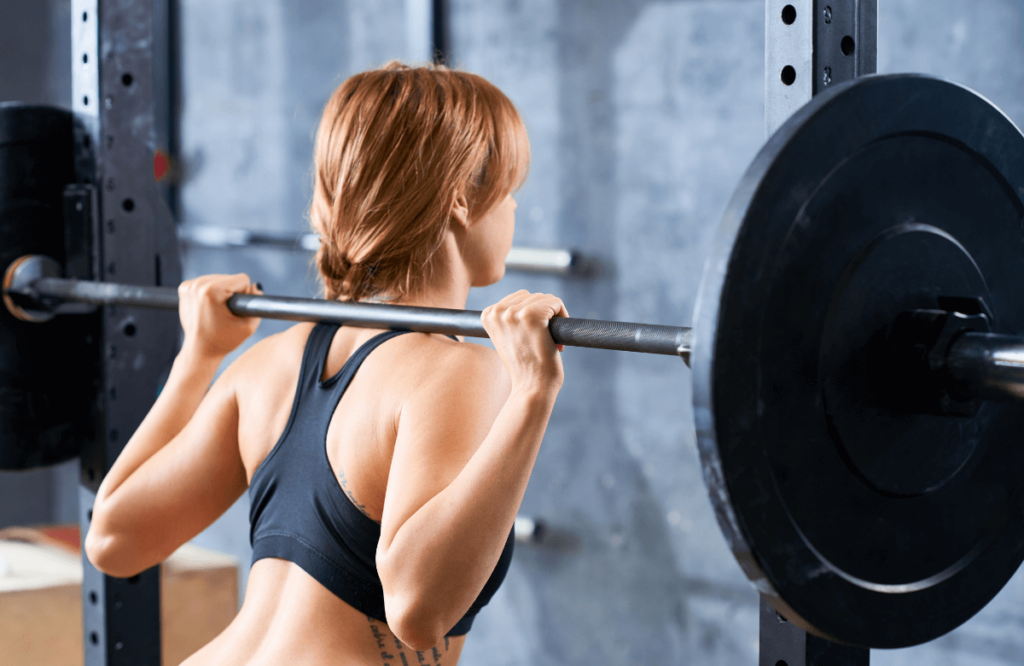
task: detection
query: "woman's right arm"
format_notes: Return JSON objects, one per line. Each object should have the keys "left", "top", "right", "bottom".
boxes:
{"left": 376, "top": 291, "right": 567, "bottom": 650}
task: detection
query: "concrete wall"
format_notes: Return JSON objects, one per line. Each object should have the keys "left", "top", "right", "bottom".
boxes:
{"left": 2, "top": 0, "right": 1024, "bottom": 664}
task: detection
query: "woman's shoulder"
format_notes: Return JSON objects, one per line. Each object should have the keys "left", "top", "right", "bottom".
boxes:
{"left": 219, "top": 322, "right": 315, "bottom": 383}
{"left": 384, "top": 331, "right": 510, "bottom": 395}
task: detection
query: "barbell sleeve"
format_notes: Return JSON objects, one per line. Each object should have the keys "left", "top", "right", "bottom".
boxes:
{"left": 6, "top": 258, "right": 692, "bottom": 359}
{"left": 946, "top": 332, "right": 1024, "bottom": 401}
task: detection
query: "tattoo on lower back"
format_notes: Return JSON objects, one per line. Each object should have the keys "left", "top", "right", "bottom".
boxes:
{"left": 368, "top": 615, "right": 446, "bottom": 666}
{"left": 338, "top": 467, "right": 367, "bottom": 512}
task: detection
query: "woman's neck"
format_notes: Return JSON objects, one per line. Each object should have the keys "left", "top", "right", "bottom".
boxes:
{"left": 367, "top": 234, "right": 474, "bottom": 310}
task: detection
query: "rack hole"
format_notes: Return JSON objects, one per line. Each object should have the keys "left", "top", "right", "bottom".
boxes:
{"left": 781, "top": 5, "right": 796, "bottom": 24}
{"left": 775, "top": 661, "right": 789, "bottom": 666}
{"left": 841, "top": 35, "right": 856, "bottom": 56}
{"left": 87, "top": 509, "right": 93, "bottom": 521}
{"left": 89, "top": 591, "right": 98, "bottom": 605}
{"left": 127, "top": 575, "right": 140, "bottom": 585}
{"left": 121, "top": 198, "right": 134, "bottom": 212}
{"left": 83, "top": 96, "right": 89, "bottom": 106}
{"left": 123, "top": 322, "right": 136, "bottom": 337}
{"left": 781, "top": 66, "right": 796, "bottom": 86}
{"left": 109, "top": 428, "right": 119, "bottom": 442}
{"left": 87, "top": 467, "right": 95, "bottom": 482}
{"left": 114, "top": 641, "right": 124, "bottom": 651}
{"left": 90, "top": 632, "right": 98, "bottom": 645}
{"left": 82, "top": 53, "right": 88, "bottom": 64}
{"left": 121, "top": 73, "right": 133, "bottom": 86}
{"left": 82, "top": 11, "right": 88, "bottom": 21}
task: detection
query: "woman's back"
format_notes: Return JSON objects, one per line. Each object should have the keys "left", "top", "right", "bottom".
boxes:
{"left": 182, "top": 322, "right": 496, "bottom": 665}
{"left": 84, "top": 63, "right": 566, "bottom": 665}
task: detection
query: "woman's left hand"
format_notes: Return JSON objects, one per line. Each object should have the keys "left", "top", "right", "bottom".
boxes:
{"left": 178, "top": 274, "right": 262, "bottom": 361}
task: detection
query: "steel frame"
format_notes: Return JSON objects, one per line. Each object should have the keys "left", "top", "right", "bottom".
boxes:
{"left": 71, "top": 0, "right": 182, "bottom": 663}
{"left": 761, "top": 1, "right": 876, "bottom": 663}
{"left": 766, "top": 0, "right": 877, "bottom": 138}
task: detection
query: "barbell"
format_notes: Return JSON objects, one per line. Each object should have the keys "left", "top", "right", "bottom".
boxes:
{"left": 3, "top": 73, "right": 1024, "bottom": 650}
{"left": 2, "top": 254, "right": 693, "bottom": 358}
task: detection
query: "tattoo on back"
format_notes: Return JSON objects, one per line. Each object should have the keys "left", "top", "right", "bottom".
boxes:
{"left": 337, "top": 467, "right": 368, "bottom": 512}
{"left": 366, "top": 615, "right": 446, "bottom": 666}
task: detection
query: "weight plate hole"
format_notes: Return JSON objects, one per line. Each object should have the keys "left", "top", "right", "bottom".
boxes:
{"left": 781, "top": 66, "right": 796, "bottom": 86}
{"left": 841, "top": 35, "right": 855, "bottom": 56}
{"left": 122, "top": 198, "right": 135, "bottom": 212}
{"left": 781, "top": 5, "right": 796, "bottom": 24}
{"left": 122, "top": 73, "right": 133, "bottom": 87}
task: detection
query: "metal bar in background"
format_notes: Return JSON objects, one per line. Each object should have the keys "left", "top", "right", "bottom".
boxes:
{"left": 25, "top": 275, "right": 692, "bottom": 359}
{"left": 177, "top": 226, "right": 586, "bottom": 277}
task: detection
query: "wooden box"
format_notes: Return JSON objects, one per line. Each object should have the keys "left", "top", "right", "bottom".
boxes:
{"left": 0, "top": 525, "right": 238, "bottom": 666}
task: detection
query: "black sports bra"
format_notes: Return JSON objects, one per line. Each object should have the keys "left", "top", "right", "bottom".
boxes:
{"left": 248, "top": 323, "right": 514, "bottom": 635}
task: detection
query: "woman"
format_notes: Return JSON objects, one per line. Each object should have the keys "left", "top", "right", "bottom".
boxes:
{"left": 84, "top": 62, "right": 566, "bottom": 665}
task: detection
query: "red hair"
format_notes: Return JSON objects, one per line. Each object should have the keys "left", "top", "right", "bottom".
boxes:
{"left": 311, "top": 62, "right": 530, "bottom": 302}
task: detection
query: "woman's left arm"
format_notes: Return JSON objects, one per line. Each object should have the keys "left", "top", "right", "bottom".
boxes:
{"left": 85, "top": 274, "right": 261, "bottom": 577}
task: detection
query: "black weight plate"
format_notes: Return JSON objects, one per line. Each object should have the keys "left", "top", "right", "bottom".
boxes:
{"left": 692, "top": 75, "right": 1024, "bottom": 648}
{"left": 0, "top": 103, "right": 100, "bottom": 470}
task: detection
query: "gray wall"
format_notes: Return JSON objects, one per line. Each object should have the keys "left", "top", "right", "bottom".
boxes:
{"left": 3, "top": 0, "right": 1024, "bottom": 664}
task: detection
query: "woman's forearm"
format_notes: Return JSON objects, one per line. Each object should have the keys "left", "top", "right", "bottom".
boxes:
{"left": 378, "top": 386, "right": 557, "bottom": 631}
{"left": 94, "top": 345, "right": 223, "bottom": 505}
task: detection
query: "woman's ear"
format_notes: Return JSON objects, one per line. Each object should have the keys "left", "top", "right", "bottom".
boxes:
{"left": 450, "top": 192, "right": 471, "bottom": 230}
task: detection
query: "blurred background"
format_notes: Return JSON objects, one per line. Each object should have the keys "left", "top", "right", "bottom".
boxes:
{"left": 2, "top": 1, "right": 1023, "bottom": 664}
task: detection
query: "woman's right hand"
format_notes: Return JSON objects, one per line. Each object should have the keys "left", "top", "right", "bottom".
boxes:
{"left": 481, "top": 290, "right": 569, "bottom": 395}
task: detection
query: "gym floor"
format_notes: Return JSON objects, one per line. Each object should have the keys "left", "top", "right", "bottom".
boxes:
{"left": 1, "top": 1, "right": 1022, "bottom": 664}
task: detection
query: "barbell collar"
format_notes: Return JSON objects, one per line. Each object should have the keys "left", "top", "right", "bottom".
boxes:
{"left": 946, "top": 332, "right": 1024, "bottom": 401}
{"left": 5, "top": 255, "right": 692, "bottom": 359}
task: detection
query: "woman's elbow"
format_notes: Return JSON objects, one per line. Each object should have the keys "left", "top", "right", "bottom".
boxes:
{"left": 384, "top": 595, "right": 446, "bottom": 651}
{"left": 84, "top": 528, "right": 139, "bottom": 579}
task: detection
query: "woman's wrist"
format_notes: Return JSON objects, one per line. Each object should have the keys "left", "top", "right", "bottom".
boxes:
{"left": 508, "top": 382, "right": 560, "bottom": 408}
{"left": 176, "top": 341, "right": 226, "bottom": 374}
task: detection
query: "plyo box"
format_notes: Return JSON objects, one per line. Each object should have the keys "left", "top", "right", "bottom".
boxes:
{"left": 0, "top": 525, "right": 237, "bottom": 666}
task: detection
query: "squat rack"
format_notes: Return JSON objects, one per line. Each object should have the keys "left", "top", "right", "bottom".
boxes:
{"left": 66, "top": 1, "right": 880, "bottom": 664}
